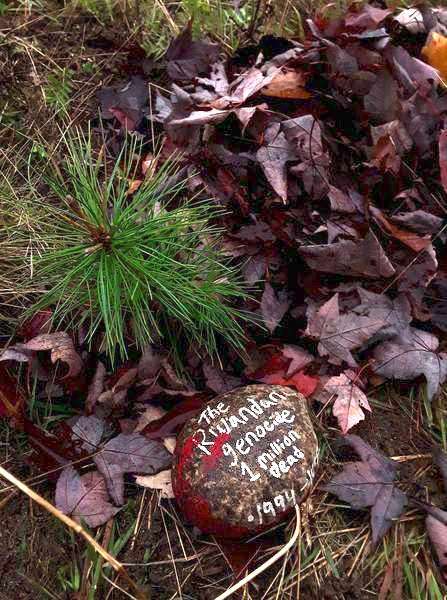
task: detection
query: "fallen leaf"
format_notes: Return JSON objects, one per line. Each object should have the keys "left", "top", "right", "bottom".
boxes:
{"left": 324, "top": 373, "right": 371, "bottom": 434}
{"left": 94, "top": 433, "right": 172, "bottom": 504}
{"left": 282, "top": 345, "right": 314, "bottom": 376}
{"left": 373, "top": 328, "right": 447, "bottom": 400}
{"left": 23, "top": 419, "right": 87, "bottom": 477}
{"left": 434, "top": 448, "right": 447, "bottom": 493}
{"left": 166, "top": 23, "right": 220, "bottom": 82}
{"left": 306, "top": 293, "right": 387, "bottom": 367}
{"left": 439, "top": 129, "right": 447, "bottom": 194}
{"left": 256, "top": 125, "right": 295, "bottom": 201}
{"left": 135, "top": 405, "right": 167, "bottom": 432}
{"left": 345, "top": 5, "right": 391, "bottom": 31}
{"left": 299, "top": 232, "right": 396, "bottom": 279}
{"left": 426, "top": 513, "right": 447, "bottom": 581}
{"left": 370, "top": 206, "right": 430, "bottom": 252}
{"left": 394, "top": 8, "right": 425, "bottom": 34}
{"left": 86, "top": 362, "right": 107, "bottom": 413}
{"left": 0, "top": 365, "right": 25, "bottom": 427}
{"left": 261, "top": 69, "right": 311, "bottom": 99}
{"left": 364, "top": 70, "right": 399, "bottom": 123}
{"left": 260, "top": 283, "right": 290, "bottom": 333}
{"left": 323, "top": 435, "right": 407, "bottom": 545}
{"left": 56, "top": 466, "right": 120, "bottom": 527}
{"left": 421, "top": 32, "right": 447, "bottom": 82}
{"left": 70, "top": 415, "right": 104, "bottom": 453}
{"left": 135, "top": 469, "right": 174, "bottom": 498}
{"left": 138, "top": 346, "right": 162, "bottom": 381}
{"left": 0, "top": 332, "right": 83, "bottom": 379}
{"left": 202, "top": 362, "right": 242, "bottom": 393}
{"left": 98, "top": 76, "right": 149, "bottom": 131}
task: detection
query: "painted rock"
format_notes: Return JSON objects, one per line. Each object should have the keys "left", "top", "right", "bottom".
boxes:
{"left": 172, "top": 384, "right": 318, "bottom": 538}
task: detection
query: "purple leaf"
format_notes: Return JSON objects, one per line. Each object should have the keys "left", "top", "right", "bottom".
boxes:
{"left": 166, "top": 24, "right": 220, "bottom": 82}
{"left": 70, "top": 415, "right": 104, "bottom": 453}
{"left": 435, "top": 448, "right": 447, "bottom": 493}
{"left": 94, "top": 433, "right": 172, "bottom": 504}
{"left": 364, "top": 70, "right": 399, "bottom": 122}
{"left": 86, "top": 362, "right": 107, "bottom": 413}
{"left": 426, "top": 513, "right": 447, "bottom": 581}
{"left": 260, "top": 283, "right": 290, "bottom": 334}
{"left": 1, "top": 332, "right": 83, "bottom": 379}
{"left": 56, "top": 466, "right": 120, "bottom": 528}
{"left": 373, "top": 328, "right": 447, "bottom": 400}
{"left": 202, "top": 362, "right": 242, "bottom": 394}
{"left": 98, "top": 76, "right": 148, "bottom": 131}
{"left": 323, "top": 435, "right": 406, "bottom": 545}
{"left": 299, "top": 231, "right": 395, "bottom": 279}
{"left": 305, "top": 293, "right": 387, "bottom": 367}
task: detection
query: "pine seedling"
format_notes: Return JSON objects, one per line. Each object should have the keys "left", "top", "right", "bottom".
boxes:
{"left": 20, "top": 128, "right": 250, "bottom": 363}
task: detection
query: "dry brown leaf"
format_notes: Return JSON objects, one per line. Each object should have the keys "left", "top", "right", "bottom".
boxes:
{"left": 324, "top": 373, "right": 371, "bottom": 433}
{"left": 1, "top": 332, "right": 83, "bottom": 379}
{"left": 421, "top": 32, "right": 447, "bottom": 82}
{"left": 135, "top": 469, "right": 174, "bottom": 498}
{"left": 370, "top": 207, "right": 430, "bottom": 252}
{"left": 135, "top": 405, "right": 167, "bottom": 432}
{"left": 261, "top": 69, "right": 311, "bottom": 99}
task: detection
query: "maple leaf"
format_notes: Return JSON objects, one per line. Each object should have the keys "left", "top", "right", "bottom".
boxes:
{"left": 323, "top": 373, "right": 371, "bottom": 434}
{"left": 256, "top": 124, "right": 295, "bottom": 201}
{"left": 364, "top": 70, "right": 399, "bottom": 123}
{"left": 323, "top": 435, "right": 407, "bottom": 545}
{"left": 282, "top": 345, "right": 314, "bottom": 376}
{"left": 55, "top": 466, "right": 120, "bottom": 528}
{"left": 306, "top": 293, "right": 387, "bottom": 367}
{"left": 370, "top": 207, "right": 430, "bottom": 253}
{"left": 373, "top": 328, "right": 447, "bottom": 400}
{"left": 166, "top": 23, "right": 220, "bottom": 82}
{"left": 439, "top": 129, "right": 447, "bottom": 194}
{"left": 70, "top": 415, "right": 104, "bottom": 453}
{"left": 94, "top": 433, "right": 172, "bottom": 504}
{"left": 0, "top": 365, "right": 25, "bottom": 427}
{"left": 397, "top": 244, "right": 438, "bottom": 310}
{"left": 98, "top": 76, "right": 149, "bottom": 131}
{"left": 137, "top": 346, "right": 162, "bottom": 381}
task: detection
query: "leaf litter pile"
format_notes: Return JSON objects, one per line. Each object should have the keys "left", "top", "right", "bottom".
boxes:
{"left": 2, "top": 2, "right": 447, "bottom": 595}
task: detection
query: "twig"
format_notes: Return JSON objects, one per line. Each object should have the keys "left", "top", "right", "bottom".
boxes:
{"left": 0, "top": 464, "right": 148, "bottom": 600}
{"left": 215, "top": 505, "right": 302, "bottom": 600}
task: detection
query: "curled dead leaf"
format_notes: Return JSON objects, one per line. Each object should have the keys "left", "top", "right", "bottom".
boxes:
{"left": 261, "top": 69, "right": 311, "bottom": 99}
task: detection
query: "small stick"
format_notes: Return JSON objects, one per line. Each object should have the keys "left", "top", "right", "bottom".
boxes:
{"left": 0, "top": 464, "right": 147, "bottom": 600}
{"left": 215, "top": 506, "right": 302, "bottom": 600}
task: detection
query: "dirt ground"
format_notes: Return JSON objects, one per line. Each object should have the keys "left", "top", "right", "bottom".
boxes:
{"left": 1, "top": 2, "right": 446, "bottom": 599}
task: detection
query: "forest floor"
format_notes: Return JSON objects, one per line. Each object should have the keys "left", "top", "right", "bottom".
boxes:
{"left": 1, "top": 2, "right": 446, "bottom": 599}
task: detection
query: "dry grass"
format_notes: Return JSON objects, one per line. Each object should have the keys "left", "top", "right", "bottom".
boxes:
{"left": 1, "top": 0, "right": 446, "bottom": 598}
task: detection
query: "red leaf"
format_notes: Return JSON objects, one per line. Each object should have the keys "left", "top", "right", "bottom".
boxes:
{"left": 281, "top": 371, "right": 319, "bottom": 397}
{"left": 23, "top": 419, "right": 88, "bottom": 479}
{"left": 18, "top": 309, "right": 52, "bottom": 340}
{"left": 217, "top": 539, "right": 263, "bottom": 579}
{"left": 141, "top": 396, "right": 206, "bottom": 439}
{"left": 0, "top": 365, "right": 25, "bottom": 427}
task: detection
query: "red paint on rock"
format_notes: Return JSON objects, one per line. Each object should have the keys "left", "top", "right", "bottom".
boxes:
{"left": 173, "top": 432, "right": 251, "bottom": 538}
{"left": 201, "top": 433, "right": 231, "bottom": 472}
